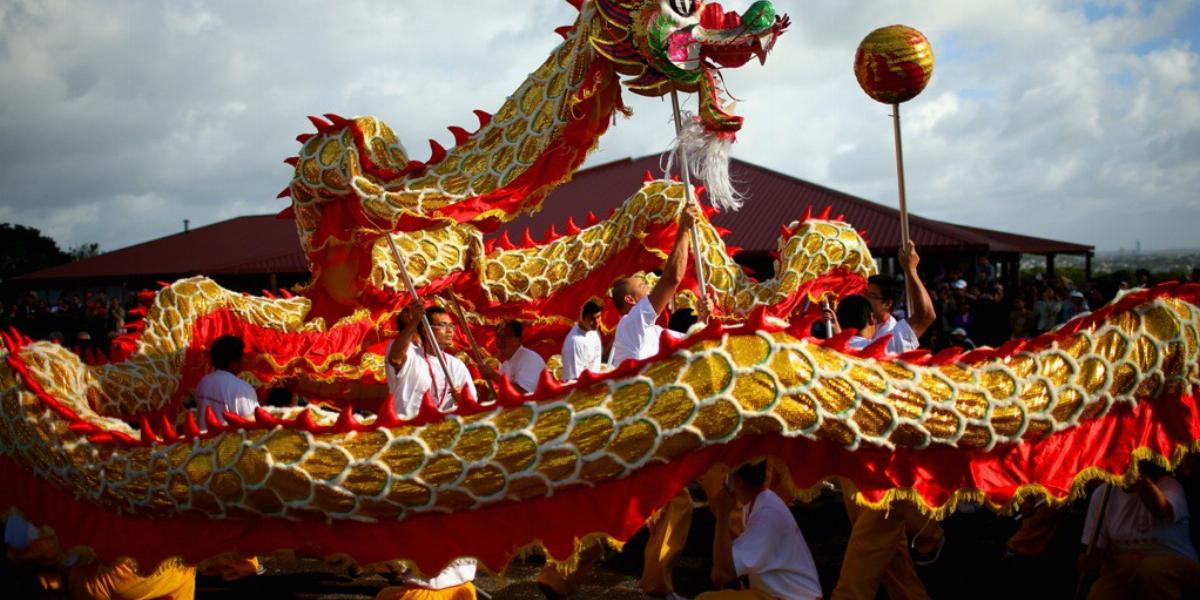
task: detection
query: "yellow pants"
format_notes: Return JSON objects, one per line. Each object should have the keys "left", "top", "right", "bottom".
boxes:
{"left": 1087, "top": 551, "right": 1200, "bottom": 599}
{"left": 374, "top": 582, "right": 476, "bottom": 600}
{"left": 196, "top": 554, "right": 262, "bottom": 581}
{"left": 537, "top": 539, "right": 605, "bottom": 596}
{"left": 832, "top": 498, "right": 929, "bottom": 600}
{"left": 695, "top": 589, "right": 776, "bottom": 599}
{"left": 640, "top": 487, "right": 694, "bottom": 595}
{"left": 68, "top": 558, "right": 196, "bottom": 600}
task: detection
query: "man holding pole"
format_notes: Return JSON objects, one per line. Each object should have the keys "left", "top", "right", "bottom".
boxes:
{"left": 608, "top": 197, "right": 703, "bottom": 599}
{"left": 385, "top": 303, "right": 476, "bottom": 419}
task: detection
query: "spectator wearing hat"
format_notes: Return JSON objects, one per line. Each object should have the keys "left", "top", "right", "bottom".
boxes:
{"left": 1063, "top": 291, "right": 1089, "bottom": 321}
{"left": 950, "top": 328, "right": 977, "bottom": 351}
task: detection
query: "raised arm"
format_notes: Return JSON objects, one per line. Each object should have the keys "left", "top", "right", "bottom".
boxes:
{"left": 899, "top": 241, "right": 936, "bottom": 337}
{"left": 648, "top": 200, "right": 701, "bottom": 315}
{"left": 387, "top": 303, "right": 424, "bottom": 370}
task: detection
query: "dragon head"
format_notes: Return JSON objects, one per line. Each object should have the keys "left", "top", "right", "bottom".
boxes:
{"left": 591, "top": 0, "right": 790, "bottom": 134}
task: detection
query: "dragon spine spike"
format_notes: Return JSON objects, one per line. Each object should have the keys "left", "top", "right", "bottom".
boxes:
{"left": 497, "top": 231, "right": 514, "bottom": 250}
{"left": 405, "top": 160, "right": 426, "bottom": 173}
{"left": 159, "top": 415, "right": 178, "bottom": 442}
{"left": 931, "top": 347, "right": 964, "bottom": 365}
{"left": 818, "top": 205, "right": 832, "bottom": 220}
{"left": 253, "top": 407, "right": 278, "bottom": 427}
{"left": 835, "top": 214, "right": 845, "bottom": 222}
{"left": 277, "top": 187, "right": 292, "bottom": 199}
{"left": 554, "top": 25, "right": 573, "bottom": 40}
{"left": 68, "top": 421, "right": 99, "bottom": 434}
{"left": 643, "top": 170, "right": 654, "bottom": 182}
{"left": 296, "top": 133, "right": 314, "bottom": 143}
{"left": 307, "top": 115, "right": 333, "bottom": 132}
{"left": 293, "top": 409, "right": 317, "bottom": 432}
{"left": 427, "top": 140, "right": 447, "bottom": 165}
{"left": 544, "top": 224, "right": 559, "bottom": 242}
{"left": 448, "top": 126, "right": 471, "bottom": 145}
{"left": 586, "top": 211, "right": 599, "bottom": 225}
{"left": 261, "top": 290, "right": 276, "bottom": 299}
{"left": 565, "top": 0, "right": 582, "bottom": 11}
{"left": 376, "top": 396, "right": 401, "bottom": 428}
{"left": 323, "top": 113, "right": 351, "bottom": 127}
{"left": 88, "top": 432, "right": 114, "bottom": 444}
{"left": 473, "top": 109, "right": 491, "bottom": 128}
{"left": 139, "top": 418, "right": 159, "bottom": 445}
{"left": 334, "top": 407, "right": 359, "bottom": 432}
{"left": 204, "top": 406, "right": 224, "bottom": 433}
{"left": 279, "top": 288, "right": 293, "bottom": 299}
{"left": 181, "top": 412, "right": 201, "bottom": 437}
{"left": 283, "top": 157, "right": 299, "bottom": 166}
{"left": 801, "top": 205, "right": 813, "bottom": 222}
{"left": 534, "top": 369, "right": 565, "bottom": 397}
{"left": 521, "top": 228, "right": 536, "bottom": 247}
{"left": 495, "top": 375, "right": 524, "bottom": 406}
{"left": 276, "top": 206, "right": 295, "bottom": 220}
{"left": 564, "top": 217, "right": 581, "bottom": 235}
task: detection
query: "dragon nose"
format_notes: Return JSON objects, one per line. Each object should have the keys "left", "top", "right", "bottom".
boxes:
{"left": 699, "top": 3, "right": 742, "bottom": 30}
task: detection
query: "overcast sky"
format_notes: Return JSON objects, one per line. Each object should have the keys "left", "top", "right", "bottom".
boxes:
{"left": 1, "top": 0, "right": 1197, "bottom": 253}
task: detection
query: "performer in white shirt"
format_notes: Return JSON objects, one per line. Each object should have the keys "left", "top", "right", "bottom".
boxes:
{"left": 480, "top": 320, "right": 546, "bottom": 394}
{"left": 560, "top": 301, "right": 603, "bottom": 381}
{"left": 701, "top": 460, "right": 823, "bottom": 600}
{"left": 610, "top": 198, "right": 704, "bottom": 366}
{"left": 866, "top": 241, "right": 935, "bottom": 353}
{"left": 194, "top": 335, "right": 260, "bottom": 433}
{"left": 609, "top": 197, "right": 705, "bottom": 598}
{"left": 824, "top": 242, "right": 936, "bottom": 355}
{"left": 385, "top": 304, "right": 477, "bottom": 419}
{"left": 1081, "top": 464, "right": 1200, "bottom": 598}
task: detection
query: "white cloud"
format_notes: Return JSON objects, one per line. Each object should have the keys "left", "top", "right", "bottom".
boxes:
{"left": 0, "top": 0, "right": 1196, "bottom": 255}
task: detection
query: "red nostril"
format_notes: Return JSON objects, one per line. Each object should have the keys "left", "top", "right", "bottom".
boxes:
{"left": 700, "top": 3, "right": 725, "bottom": 29}
{"left": 724, "top": 10, "right": 741, "bottom": 29}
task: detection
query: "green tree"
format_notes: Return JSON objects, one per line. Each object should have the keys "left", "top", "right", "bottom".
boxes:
{"left": 0, "top": 223, "right": 70, "bottom": 286}
{"left": 67, "top": 242, "right": 102, "bottom": 261}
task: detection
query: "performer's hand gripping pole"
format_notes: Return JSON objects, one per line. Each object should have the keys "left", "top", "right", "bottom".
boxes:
{"left": 442, "top": 292, "right": 497, "bottom": 399}
{"left": 386, "top": 235, "right": 456, "bottom": 398}
{"left": 670, "top": 89, "right": 711, "bottom": 314}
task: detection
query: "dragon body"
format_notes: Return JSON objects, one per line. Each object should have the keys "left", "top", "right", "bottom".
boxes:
{"left": 3, "top": 0, "right": 1200, "bottom": 580}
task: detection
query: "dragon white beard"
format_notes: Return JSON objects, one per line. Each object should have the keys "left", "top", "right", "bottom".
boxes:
{"left": 664, "top": 112, "right": 743, "bottom": 212}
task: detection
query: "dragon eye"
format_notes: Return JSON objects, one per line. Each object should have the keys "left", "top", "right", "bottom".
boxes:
{"left": 669, "top": 0, "right": 697, "bottom": 17}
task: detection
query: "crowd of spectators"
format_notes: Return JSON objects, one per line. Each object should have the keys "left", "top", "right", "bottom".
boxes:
{"left": 0, "top": 290, "right": 131, "bottom": 352}
{"left": 915, "top": 259, "right": 1200, "bottom": 352}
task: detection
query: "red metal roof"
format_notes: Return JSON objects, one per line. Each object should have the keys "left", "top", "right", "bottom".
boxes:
{"left": 18, "top": 215, "right": 306, "bottom": 281}
{"left": 500, "top": 156, "right": 1092, "bottom": 256}
{"left": 19, "top": 158, "right": 1091, "bottom": 283}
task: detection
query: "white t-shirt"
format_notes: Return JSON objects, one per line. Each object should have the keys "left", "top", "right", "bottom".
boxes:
{"left": 500, "top": 345, "right": 547, "bottom": 394}
{"left": 404, "top": 558, "right": 476, "bottom": 590}
{"left": 560, "top": 324, "right": 602, "bottom": 381}
{"left": 847, "top": 336, "right": 871, "bottom": 351}
{"left": 385, "top": 341, "right": 477, "bottom": 419}
{"left": 1081, "top": 478, "right": 1198, "bottom": 561}
{"left": 610, "top": 297, "right": 683, "bottom": 365}
{"left": 732, "top": 490, "right": 822, "bottom": 600}
{"left": 194, "top": 370, "right": 259, "bottom": 432}
{"left": 872, "top": 316, "right": 920, "bottom": 354}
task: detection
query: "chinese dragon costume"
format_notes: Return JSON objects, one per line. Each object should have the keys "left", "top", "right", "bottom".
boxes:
{"left": 2, "top": 0, "right": 1199, "bottom": 580}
